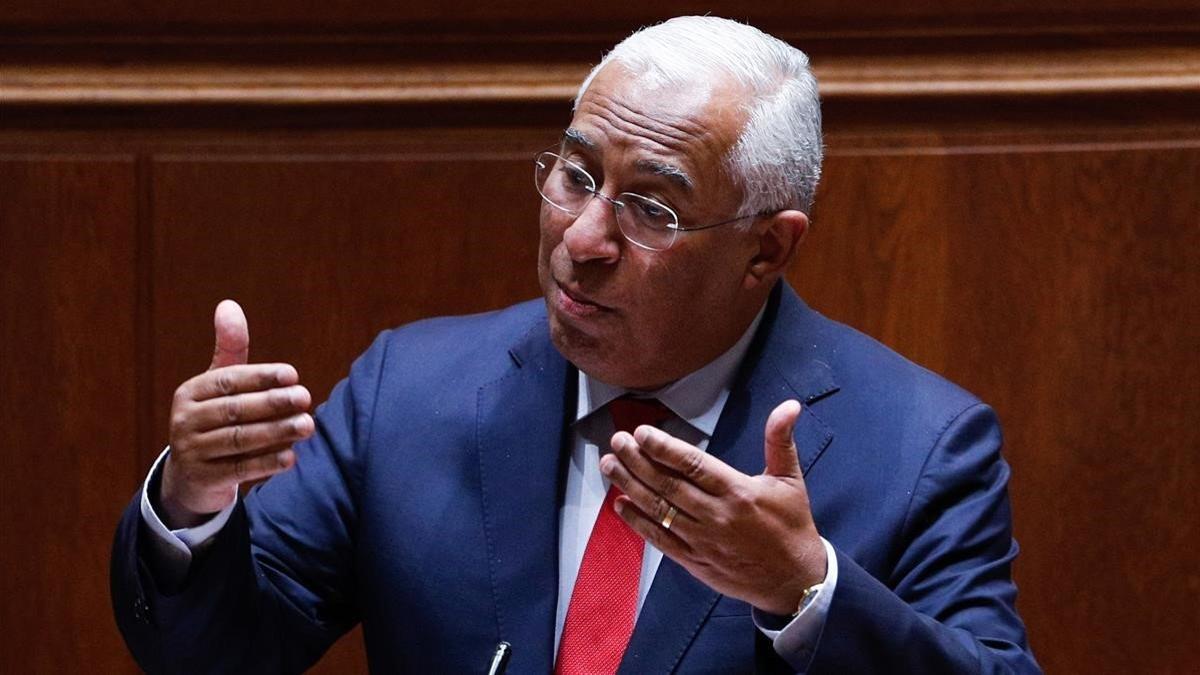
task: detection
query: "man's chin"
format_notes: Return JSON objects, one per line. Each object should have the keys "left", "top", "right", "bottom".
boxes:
{"left": 548, "top": 310, "right": 599, "bottom": 358}
{"left": 546, "top": 312, "right": 619, "bottom": 378}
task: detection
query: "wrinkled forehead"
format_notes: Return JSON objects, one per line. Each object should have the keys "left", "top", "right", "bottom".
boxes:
{"left": 567, "top": 62, "right": 748, "bottom": 190}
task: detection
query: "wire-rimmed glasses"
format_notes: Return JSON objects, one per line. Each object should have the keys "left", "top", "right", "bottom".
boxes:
{"left": 534, "top": 151, "right": 759, "bottom": 251}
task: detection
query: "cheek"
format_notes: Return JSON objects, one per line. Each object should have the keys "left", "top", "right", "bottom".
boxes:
{"left": 538, "top": 206, "right": 568, "bottom": 251}
{"left": 634, "top": 248, "right": 739, "bottom": 323}
{"left": 536, "top": 217, "right": 555, "bottom": 268}
{"left": 625, "top": 260, "right": 699, "bottom": 327}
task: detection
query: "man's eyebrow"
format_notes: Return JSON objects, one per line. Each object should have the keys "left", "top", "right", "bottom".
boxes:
{"left": 635, "top": 158, "right": 694, "bottom": 192}
{"left": 560, "top": 128, "right": 693, "bottom": 191}
{"left": 561, "top": 128, "right": 596, "bottom": 151}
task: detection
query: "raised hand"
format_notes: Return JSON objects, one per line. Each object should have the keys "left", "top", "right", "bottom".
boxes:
{"left": 600, "top": 399, "right": 827, "bottom": 616}
{"left": 159, "top": 300, "right": 314, "bottom": 529}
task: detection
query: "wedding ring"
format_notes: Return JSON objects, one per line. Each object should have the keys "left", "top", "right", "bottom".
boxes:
{"left": 660, "top": 505, "right": 679, "bottom": 530}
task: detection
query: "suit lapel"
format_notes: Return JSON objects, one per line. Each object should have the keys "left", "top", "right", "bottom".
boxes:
{"left": 711, "top": 282, "right": 839, "bottom": 479}
{"left": 621, "top": 283, "right": 838, "bottom": 673}
{"left": 476, "top": 318, "right": 573, "bottom": 673}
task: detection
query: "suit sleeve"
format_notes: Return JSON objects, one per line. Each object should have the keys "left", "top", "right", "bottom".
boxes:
{"left": 111, "top": 330, "right": 392, "bottom": 674}
{"left": 805, "top": 403, "right": 1041, "bottom": 675}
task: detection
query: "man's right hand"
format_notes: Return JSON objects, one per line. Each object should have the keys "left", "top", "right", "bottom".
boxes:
{"left": 159, "top": 300, "right": 314, "bottom": 529}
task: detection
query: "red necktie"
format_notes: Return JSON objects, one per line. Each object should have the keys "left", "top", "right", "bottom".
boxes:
{"left": 556, "top": 397, "right": 673, "bottom": 675}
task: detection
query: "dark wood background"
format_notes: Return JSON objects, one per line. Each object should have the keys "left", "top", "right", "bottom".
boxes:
{"left": 1, "top": 2, "right": 1197, "bottom": 672}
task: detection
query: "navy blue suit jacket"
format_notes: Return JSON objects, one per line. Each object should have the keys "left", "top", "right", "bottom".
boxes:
{"left": 112, "top": 283, "right": 1039, "bottom": 673}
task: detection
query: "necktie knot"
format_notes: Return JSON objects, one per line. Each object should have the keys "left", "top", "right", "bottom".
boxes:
{"left": 608, "top": 396, "right": 672, "bottom": 434}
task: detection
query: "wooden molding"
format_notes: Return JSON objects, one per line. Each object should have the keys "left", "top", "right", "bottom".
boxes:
{"left": 0, "top": 63, "right": 588, "bottom": 107}
{"left": 817, "top": 47, "right": 1200, "bottom": 99}
{"left": 2, "top": 46, "right": 1197, "bottom": 109}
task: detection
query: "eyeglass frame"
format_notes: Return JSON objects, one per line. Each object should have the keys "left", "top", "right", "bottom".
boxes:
{"left": 533, "top": 149, "right": 772, "bottom": 251}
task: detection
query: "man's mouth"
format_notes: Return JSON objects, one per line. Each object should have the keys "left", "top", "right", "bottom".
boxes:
{"left": 555, "top": 281, "right": 611, "bottom": 317}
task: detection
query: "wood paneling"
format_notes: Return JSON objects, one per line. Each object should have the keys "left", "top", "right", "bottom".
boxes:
{"left": 0, "top": 157, "right": 140, "bottom": 674}
{"left": 795, "top": 141, "right": 1200, "bottom": 673}
{"left": 146, "top": 152, "right": 543, "bottom": 453}
{"left": 1, "top": 0, "right": 1196, "bottom": 33}
{"left": 4, "top": 46, "right": 1196, "bottom": 108}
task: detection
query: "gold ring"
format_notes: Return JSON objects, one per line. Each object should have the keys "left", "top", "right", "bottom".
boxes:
{"left": 660, "top": 505, "right": 678, "bottom": 530}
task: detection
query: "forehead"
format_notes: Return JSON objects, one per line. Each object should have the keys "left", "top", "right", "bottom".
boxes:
{"left": 562, "top": 127, "right": 696, "bottom": 192}
{"left": 565, "top": 63, "right": 746, "bottom": 194}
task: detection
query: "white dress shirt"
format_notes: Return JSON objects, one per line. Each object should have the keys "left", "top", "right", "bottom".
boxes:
{"left": 554, "top": 308, "right": 837, "bottom": 669}
{"left": 141, "top": 305, "right": 837, "bottom": 670}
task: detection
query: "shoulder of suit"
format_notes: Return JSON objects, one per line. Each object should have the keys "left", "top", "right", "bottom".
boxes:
{"left": 356, "top": 297, "right": 549, "bottom": 384}
{"left": 778, "top": 301, "right": 983, "bottom": 415}
{"left": 388, "top": 297, "right": 546, "bottom": 345}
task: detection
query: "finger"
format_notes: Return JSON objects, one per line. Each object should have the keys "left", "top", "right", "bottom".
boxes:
{"left": 631, "top": 425, "right": 742, "bottom": 496}
{"left": 184, "top": 385, "right": 312, "bottom": 433}
{"left": 606, "top": 432, "right": 713, "bottom": 515}
{"left": 189, "top": 413, "right": 314, "bottom": 459}
{"left": 220, "top": 447, "right": 297, "bottom": 484}
{"left": 612, "top": 495, "right": 694, "bottom": 560}
{"left": 210, "top": 299, "right": 249, "bottom": 370}
{"left": 181, "top": 363, "right": 300, "bottom": 402}
{"left": 601, "top": 445, "right": 699, "bottom": 538}
{"left": 763, "top": 399, "right": 802, "bottom": 477}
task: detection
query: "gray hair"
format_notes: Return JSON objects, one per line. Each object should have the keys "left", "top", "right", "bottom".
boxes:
{"left": 574, "top": 16, "right": 823, "bottom": 216}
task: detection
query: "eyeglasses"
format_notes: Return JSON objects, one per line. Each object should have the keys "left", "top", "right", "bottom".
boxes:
{"left": 534, "top": 151, "right": 761, "bottom": 251}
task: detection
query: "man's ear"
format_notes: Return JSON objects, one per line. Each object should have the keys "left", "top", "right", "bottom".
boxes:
{"left": 744, "top": 210, "right": 809, "bottom": 290}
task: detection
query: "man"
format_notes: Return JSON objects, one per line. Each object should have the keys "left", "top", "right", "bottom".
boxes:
{"left": 112, "top": 16, "right": 1040, "bottom": 674}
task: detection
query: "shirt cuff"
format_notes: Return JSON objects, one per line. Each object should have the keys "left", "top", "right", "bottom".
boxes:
{"left": 139, "top": 446, "right": 238, "bottom": 574}
{"left": 751, "top": 537, "right": 839, "bottom": 671}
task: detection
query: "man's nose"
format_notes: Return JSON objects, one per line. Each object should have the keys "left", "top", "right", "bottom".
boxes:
{"left": 562, "top": 194, "right": 622, "bottom": 264}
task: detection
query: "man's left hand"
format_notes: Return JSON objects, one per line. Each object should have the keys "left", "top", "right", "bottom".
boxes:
{"left": 600, "top": 399, "right": 827, "bottom": 616}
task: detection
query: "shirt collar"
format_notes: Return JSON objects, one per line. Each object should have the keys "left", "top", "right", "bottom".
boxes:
{"left": 575, "top": 304, "right": 767, "bottom": 437}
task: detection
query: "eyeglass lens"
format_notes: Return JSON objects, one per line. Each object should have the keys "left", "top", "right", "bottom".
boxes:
{"left": 535, "top": 152, "right": 678, "bottom": 251}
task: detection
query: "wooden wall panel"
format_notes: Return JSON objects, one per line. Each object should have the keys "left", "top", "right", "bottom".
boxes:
{"left": 794, "top": 142, "right": 1200, "bottom": 673}
{"left": 2, "top": 0, "right": 1196, "bottom": 33}
{"left": 147, "top": 153, "right": 543, "bottom": 450}
{"left": 0, "top": 157, "right": 140, "bottom": 674}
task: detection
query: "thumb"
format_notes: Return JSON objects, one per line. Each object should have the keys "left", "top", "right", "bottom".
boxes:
{"left": 209, "top": 299, "right": 249, "bottom": 370}
{"left": 763, "top": 399, "right": 803, "bottom": 477}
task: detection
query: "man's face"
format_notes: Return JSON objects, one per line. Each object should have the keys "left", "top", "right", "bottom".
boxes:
{"left": 538, "top": 63, "right": 764, "bottom": 390}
